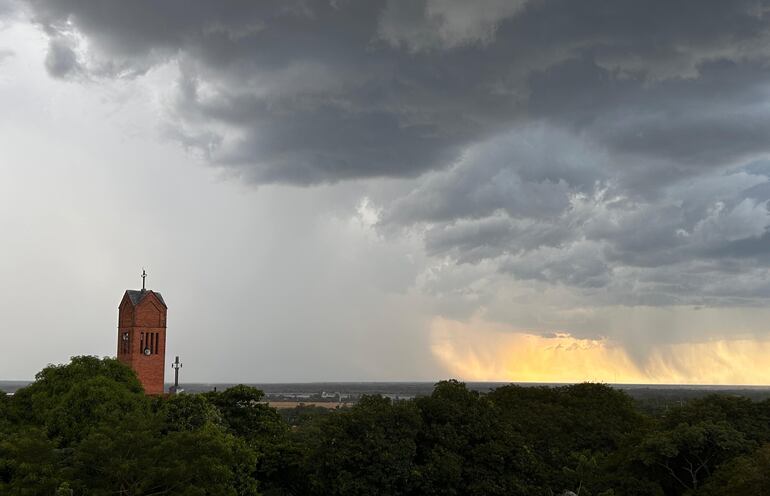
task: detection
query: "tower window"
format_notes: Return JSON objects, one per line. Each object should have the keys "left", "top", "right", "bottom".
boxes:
{"left": 121, "top": 332, "right": 130, "bottom": 354}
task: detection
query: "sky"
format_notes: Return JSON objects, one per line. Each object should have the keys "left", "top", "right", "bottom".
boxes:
{"left": 2, "top": 0, "right": 770, "bottom": 384}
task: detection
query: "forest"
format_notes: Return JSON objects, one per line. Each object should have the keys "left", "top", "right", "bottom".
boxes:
{"left": 1, "top": 356, "right": 769, "bottom": 495}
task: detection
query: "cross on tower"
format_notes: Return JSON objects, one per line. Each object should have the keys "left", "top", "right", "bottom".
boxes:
{"left": 171, "top": 356, "right": 183, "bottom": 395}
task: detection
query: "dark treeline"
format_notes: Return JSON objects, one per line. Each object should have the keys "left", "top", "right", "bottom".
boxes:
{"left": 2, "top": 357, "right": 769, "bottom": 495}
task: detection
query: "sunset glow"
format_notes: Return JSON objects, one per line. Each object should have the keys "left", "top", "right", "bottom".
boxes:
{"left": 431, "top": 317, "right": 770, "bottom": 385}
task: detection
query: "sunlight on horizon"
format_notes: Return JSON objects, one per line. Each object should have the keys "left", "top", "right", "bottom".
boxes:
{"left": 431, "top": 317, "right": 770, "bottom": 385}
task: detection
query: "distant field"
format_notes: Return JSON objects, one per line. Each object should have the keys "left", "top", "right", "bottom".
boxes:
{"left": 267, "top": 401, "right": 353, "bottom": 409}
{"left": 5, "top": 380, "right": 770, "bottom": 413}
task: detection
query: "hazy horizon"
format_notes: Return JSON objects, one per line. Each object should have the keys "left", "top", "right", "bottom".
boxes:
{"left": 2, "top": 1, "right": 770, "bottom": 384}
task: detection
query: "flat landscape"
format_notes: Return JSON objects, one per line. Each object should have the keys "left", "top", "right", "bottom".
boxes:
{"left": 6, "top": 380, "right": 770, "bottom": 412}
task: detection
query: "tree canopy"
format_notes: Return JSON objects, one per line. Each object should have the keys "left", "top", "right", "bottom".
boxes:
{"left": 1, "top": 357, "right": 768, "bottom": 495}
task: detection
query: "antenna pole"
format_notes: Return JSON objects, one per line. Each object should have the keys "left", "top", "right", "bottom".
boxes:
{"left": 141, "top": 268, "right": 147, "bottom": 291}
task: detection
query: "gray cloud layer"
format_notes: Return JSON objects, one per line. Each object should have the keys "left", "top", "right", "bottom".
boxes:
{"left": 20, "top": 0, "right": 770, "bottom": 307}
{"left": 26, "top": 0, "right": 770, "bottom": 182}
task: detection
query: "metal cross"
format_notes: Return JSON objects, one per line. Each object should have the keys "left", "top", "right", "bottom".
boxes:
{"left": 171, "top": 356, "right": 183, "bottom": 394}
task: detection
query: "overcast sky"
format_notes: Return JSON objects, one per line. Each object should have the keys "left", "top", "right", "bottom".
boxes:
{"left": 2, "top": 0, "right": 770, "bottom": 384}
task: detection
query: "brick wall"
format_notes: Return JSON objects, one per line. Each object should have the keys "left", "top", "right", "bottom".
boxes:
{"left": 117, "top": 291, "right": 167, "bottom": 395}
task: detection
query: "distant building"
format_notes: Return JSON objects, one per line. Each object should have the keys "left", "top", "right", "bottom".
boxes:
{"left": 116, "top": 273, "right": 167, "bottom": 395}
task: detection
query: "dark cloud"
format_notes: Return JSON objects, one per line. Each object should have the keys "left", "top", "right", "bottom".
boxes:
{"left": 380, "top": 123, "right": 770, "bottom": 305}
{"left": 0, "top": 0, "right": 14, "bottom": 17}
{"left": 25, "top": 0, "right": 770, "bottom": 185}
{"left": 23, "top": 0, "right": 770, "bottom": 305}
{"left": 529, "top": 59, "right": 770, "bottom": 165}
{"left": 44, "top": 36, "right": 81, "bottom": 77}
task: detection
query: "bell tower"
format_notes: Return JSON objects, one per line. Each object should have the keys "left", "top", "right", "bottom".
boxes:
{"left": 117, "top": 270, "right": 167, "bottom": 395}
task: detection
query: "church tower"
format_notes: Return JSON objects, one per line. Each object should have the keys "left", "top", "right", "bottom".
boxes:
{"left": 117, "top": 271, "right": 167, "bottom": 395}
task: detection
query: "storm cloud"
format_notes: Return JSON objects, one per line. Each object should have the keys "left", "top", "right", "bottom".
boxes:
{"left": 19, "top": 0, "right": 770, "bottom": 309}
{"left": 22, "top": 1, "right": 770, "bottom": 179}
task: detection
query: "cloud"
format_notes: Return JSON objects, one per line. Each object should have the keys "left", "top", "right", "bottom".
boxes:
{"left": 0, "top": 0, "right": 15, "bottom": 17}
{"left": 22, "top": 0, "right": 770, "bottom": 307}
{"left": 44, "top": 36, "right": 81, "bottom": 77}
{"left": 377, "top": 0, "right": 532, "bottom": 52}
{"left": 378, "top": 122, "right": 770, "bottom": 306}
{"left": 23, "top": 0, "right": 770, "bottom": 185}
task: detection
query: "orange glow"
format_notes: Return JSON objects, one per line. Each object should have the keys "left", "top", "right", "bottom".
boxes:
{"left": 430, "top": 317, "right": 770, "bottom": 385}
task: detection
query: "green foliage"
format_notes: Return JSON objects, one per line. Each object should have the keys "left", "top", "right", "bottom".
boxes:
{"left": 0, "top": 390, "right": 9, "bottom": 431}
{"left": 490, "top": 383, "right": 645, "bottom": 456}
{"left": 56, "top": 482, "right": 74, "bottom": 496}
{"left": 3, "top": 359, "right": 264, "bottom": 495}
{"left": 0, "top": 427, "right": 60, "bottom": 494}
{"left": 699, "top": 443, "right": 770, "bottom": 494}
{"left": 69, "top": 417, "right": 258, "bottom": 495}
{"left": 662, "top": 394, "right": 770, "bottom": 444}
{"left": 157, "top": 393, "right": 224, "bottom": 432}
{"left": 4, "top": 357, "right": 770, "bottom": 495}
{"left": 488, "top": 383, "right": 650, "bottom": 495}
{"left": 27, "top": 355, "right": 142, "bottom": 399}
{"left": 278, "top": 403, "right": 333, "bottom": 427}
{"left": 10, "top": 356, "right": 147, "bottom": 443}
{"left": 204, "top": 385, "right": 286, "bottom": 443}
{"left": 561, "top": 450, "right": 599, "bottom": 495}
{"left": 412, "top": 380, "right": 537, "bottom": 496}
{"left": 204, "top": 385, "right": 292, "bottom": 495}
{"left": 47, "top": 375, "right": 149, "bottom": 445}
{"left": 306, "top": 395, "right": 421, "bottom": 496}
{"left": 639, "top": 420, "right": 751, "bottom": 493}
{"left": 67, "top": 416, "right": 160, "bottom": 495}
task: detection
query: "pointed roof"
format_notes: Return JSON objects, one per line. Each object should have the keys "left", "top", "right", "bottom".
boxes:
{"left": 124, "top": 289, "right": 167, "bottom": 307}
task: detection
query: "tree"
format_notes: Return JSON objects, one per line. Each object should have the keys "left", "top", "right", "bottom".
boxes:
{"left": 412, "top": 380, "right": 538, "bottom": 496}
{"left": 561, "top": 450, "right": 598, "bottom": 496}
{"left": 152, "top": 428, "right": 258, "bottom": 496}
{"left": 0, "top": 389, "right": 9, "bottom": 432}
{"left": 156, "top": 393, "right": 223, "bottom": 433}
{"left": 67, "top": 416, "right": 160, "bottom": 495}
{"left": 69, "top": 415, "right": 259, "bottom": 495}
{"left": 664, "top": 394, "right": 770, "bottom": 445}
{"left": 306, "top": 395, "right": 421, "bottom": 496}
{"left": 9, "top": 356, "right": 147, "bottom": 444}
{"left": 638, "top": 420, "right": 751, "bottom": 493}
{"left": 488, "top": 383, "right": 651, "bottom": 495}
{"left": 204, "top": 385, "right": 286, "bottom": 443}
{"left": 46, "top": 375, "right": 150, "bottom": 446}
{"left": 0, "top": 427, "right": 61, "bottom": 495}
{"left": 699, "top": 443, "right": 770, "bottom": 494}
{"left": 204, "top": 385, "right": 289, "bottom": 494}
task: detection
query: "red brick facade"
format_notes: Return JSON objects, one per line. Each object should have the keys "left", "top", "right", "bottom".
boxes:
{"left": 117, "top": 290, "right": 167, "bottom": 395}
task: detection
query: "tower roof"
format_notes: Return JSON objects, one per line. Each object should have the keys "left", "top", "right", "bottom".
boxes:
{"left": 124, "top": 289, "right": 167, "bottom": 307}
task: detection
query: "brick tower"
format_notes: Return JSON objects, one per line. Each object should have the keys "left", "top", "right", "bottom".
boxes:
{"left": 117, "top": 271, "right": 167, "bottom": 395}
